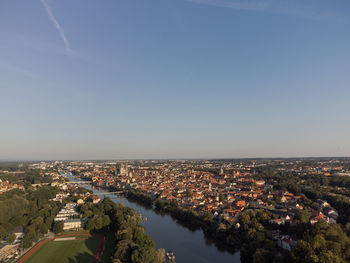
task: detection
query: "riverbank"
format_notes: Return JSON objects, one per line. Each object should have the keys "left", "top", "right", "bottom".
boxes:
{"left": 124, "top": 189, "right": 241, "bottom": 252}
{"left": 88, "top": 181, "right": 286, "bottom": 263}
{"left": 89, "top": 179, "right": 241, "bottom": 254}
{"left": 67, "top": 173, "right": 241, "bottom": 263}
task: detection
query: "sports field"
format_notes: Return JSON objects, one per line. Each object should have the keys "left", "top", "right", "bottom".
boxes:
{"left": 22, "top": 235, "right": 102, "bottom": 263}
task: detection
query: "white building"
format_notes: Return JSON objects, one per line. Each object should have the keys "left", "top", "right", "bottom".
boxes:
{"left": 63, "top": 219, "right": 83, "bottom": 230}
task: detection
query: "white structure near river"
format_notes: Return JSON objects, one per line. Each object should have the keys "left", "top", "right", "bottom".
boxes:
{"left": 54, "top": 203, "right": 83, "bottom": 230}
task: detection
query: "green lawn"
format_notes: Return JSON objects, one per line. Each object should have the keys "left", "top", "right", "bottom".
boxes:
{"left": 56, "top": 230, "right": 90, "bottom": 236}
{"left": 25, "top": 237, "right": 100, "bottom": 263}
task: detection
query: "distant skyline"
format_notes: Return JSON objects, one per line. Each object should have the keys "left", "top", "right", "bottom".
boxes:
{"left": 1, "top": 0, "right": 350, "bottom": 160}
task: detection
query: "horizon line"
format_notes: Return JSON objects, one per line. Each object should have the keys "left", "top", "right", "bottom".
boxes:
{"left": 1, "top": 155, "right": 350, "bottom": 162}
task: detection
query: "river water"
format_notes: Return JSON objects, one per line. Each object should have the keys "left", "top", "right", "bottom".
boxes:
{"left": 66, "top": 174, "right": 240, "bottom": 263}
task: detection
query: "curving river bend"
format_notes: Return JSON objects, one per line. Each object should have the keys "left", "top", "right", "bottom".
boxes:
{"left": 66, "top": 174, "right": 240, "bottom": 263}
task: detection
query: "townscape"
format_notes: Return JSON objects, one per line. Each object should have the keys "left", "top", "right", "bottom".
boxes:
{"left": 67, "top": 159, "right": 349, "bottom": 229}
{"left": 2, "top": 0, "right": 350, "bottom": 262}
{"left": 2, "top": 158, "right": 350, "bottom": 262}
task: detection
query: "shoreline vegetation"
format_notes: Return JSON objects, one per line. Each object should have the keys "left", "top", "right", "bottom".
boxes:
{"left": 78, "top": 197, "right": 165, "bottom": 263}
{"left": 126, "top": 188, "right": 241, "bottom": 252}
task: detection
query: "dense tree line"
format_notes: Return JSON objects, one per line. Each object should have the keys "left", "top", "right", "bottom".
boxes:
{"left": 291, "top": 222, "right": 350, "bottom": 263}
{"left": 0, "top": 167, "right": 53, "bottom": 186}
{"left": 0, "top": 186, "right": 60, "bottom": 248}
{"left": 79, "top": 198, "right": 164, "bottom": 263}
{"left": 126, "top": 189, "right": 154, "bottom": 207}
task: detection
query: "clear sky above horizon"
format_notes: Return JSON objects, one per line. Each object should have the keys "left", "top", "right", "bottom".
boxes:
{"left": 1, "top": 0, "right": 350, "bottom": 160}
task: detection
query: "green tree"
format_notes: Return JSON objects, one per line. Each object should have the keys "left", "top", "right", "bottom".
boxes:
{"left": 253, "top": 248, "right": 270, "bottom": 263}
{"left": 311, "top": 234, "right": 326, "bottom": 251}
{"left": 131, "top": 246, "right": 164, "bottom": 263}
{"left": 102, "top": 214, "right": 111, "bottom": 227}
{"left": 53, "top": 221, "right": 64, "bottom": 234}
{"left": 295, "top": 210, "right": 311, "bottom": 224}
{"left": 0, "top": 225, "right": 7, "bottom": 240}
{"left": 238, "top": 212, "right": 251, "bottom": 229}
{"left": 22, "top": 229, "right": 37, "bottom": 248}
{"left": 6, "top": 234, "right": 16, "bottom": 244}
{"left": 38, "top": 223, "right": 48, "bottom": 235}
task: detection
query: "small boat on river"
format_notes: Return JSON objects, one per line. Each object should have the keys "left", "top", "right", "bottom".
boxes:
{"left": 166, "top": 251, "right": 175, "bottom": 262}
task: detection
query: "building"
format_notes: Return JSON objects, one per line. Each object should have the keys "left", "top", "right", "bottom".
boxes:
{"left": 310, "top": 212, "right": 327, "bottom": 225}
{"left": 54, "top": 203, "right": 79, "bottom": 222}
{"left": 277, "top": 236, "right": 296, "bottom": 251}
{"left": 0, "top": 245, "right": 18, "bottom": 262}
{"left": 119, "top": 161, "right": 129, "bottom": 176}
{"left": 255, "top": 180, "right": 265, "bottom": 187}
{"left": 91, "top": 195, "right": 101, "bottom": 204}
{"left": 63, "top": 219, "right": 83, "bottom": 230}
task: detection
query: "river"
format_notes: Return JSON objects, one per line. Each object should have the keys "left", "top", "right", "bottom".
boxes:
{"left": 66, "top": 173, "right": 240, "bottom": 263}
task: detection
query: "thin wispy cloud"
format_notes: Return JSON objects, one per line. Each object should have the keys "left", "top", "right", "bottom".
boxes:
{"left": 40, "top": 0, "right": 71, "bottom": 52}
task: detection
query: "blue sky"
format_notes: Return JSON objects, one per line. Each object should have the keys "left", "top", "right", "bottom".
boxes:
{"left": 0, "top": 0, "right": 350, "bottom": 160}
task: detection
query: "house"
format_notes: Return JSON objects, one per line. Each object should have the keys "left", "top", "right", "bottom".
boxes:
{"left": 63, "top": 219, "right": 83, "bottom": 230}
{"left": 316, "top": 200, "right": 330, "bottom": 210}
{"left": 223, "top": 209, "right": 240, "bottom": 219}
{"left": 310, "top": 212, "right": 327, "bottom": 225}
{"left": 271, "top": 231, "right": 297, "bottom": 252}
{"left": 323, "top": 207, "right": 338, "bottom": 218}
{"left": 277, "top": 236, "right": 296, "bottom": 251}
{"left": 236, "top": 200, "right": 246, "bottom": 208}
{"left": 91, "top": 195, "right": 101, "bottom": 204}
{"left": 269, "top": 218, "right": 285, "bottom": 225}
{"left": 255, "top": 180, "right": 265, "bottom": 187}
{"left": 293, "top": 203, "right": 303, "bottom": 210}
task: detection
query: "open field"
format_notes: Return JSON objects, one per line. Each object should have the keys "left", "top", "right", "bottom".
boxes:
{"left": 20, "top": 234, "right": 102, "bottom": 263}
{"left": 56, "top": 230, "right": 90, "bottom": 236}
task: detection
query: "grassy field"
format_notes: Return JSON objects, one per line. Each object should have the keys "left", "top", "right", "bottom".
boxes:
{"left": 55, "top": 230, "right": 90, "bottom": 236}
{"left": 24, "top": 237, "right": 100, "bottom": 263}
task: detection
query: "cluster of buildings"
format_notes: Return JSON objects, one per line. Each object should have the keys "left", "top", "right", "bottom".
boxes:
{"left": 310, "top": 200, "right": 339, "bottom": 225}
{"left": 0, "top": 244, "right": 19, "bottom": 262}
{"left": 54, "top": 203, "right": 83, "bottom": 231}
{"left": 61, "top": 160, "right": 342, "bottom": 230}
{"left": 31, "top": 160, "right": 349, "bottom": 229}
{"left": 0, "top": 229, "right": 24, "bottom": 262}
{"left": 0, "top": 179, "right": 24, "bottom": 195}
{"left": 30, "top": 159, "right": 350, "bottom": 253}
